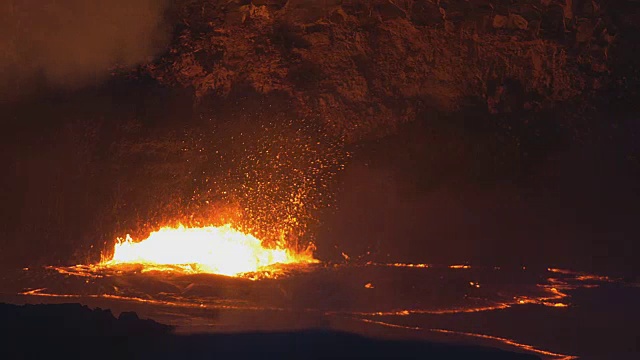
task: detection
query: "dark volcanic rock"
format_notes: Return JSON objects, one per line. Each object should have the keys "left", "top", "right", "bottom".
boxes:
{"left": 0, "top": 303, "right": 172, "bottom": 336}
{"left": 0, "top": 302, "right": 540, "bottom": 359}
{"left": 144, "top": 0, "right": 633, "bottom": 141}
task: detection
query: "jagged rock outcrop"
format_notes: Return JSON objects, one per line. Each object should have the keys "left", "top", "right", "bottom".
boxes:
{"left": 0, "top": 303, "right": 540, "bottom": 359}
{"left": 144, "top": 0, "right": 628, "bottom": 141}
{"left": 0, "top": 303, "right": 172, "bottom": 336}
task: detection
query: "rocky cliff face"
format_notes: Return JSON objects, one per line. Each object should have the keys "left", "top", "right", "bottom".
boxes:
{"left": 144, "top": 0, "right": 631, "bottom": 141}
{"left": 1, "top": 1, "right": 638, "bottom": 272}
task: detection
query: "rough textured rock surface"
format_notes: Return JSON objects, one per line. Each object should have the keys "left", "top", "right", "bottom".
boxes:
{"left": 0, "top": 302, "right": 540, "bottom": 359}
{"left": 0, "top": 303, "right": 172, "bottom": 336}
{"left": 145, "top": 0, "right": 630, "bottom": 141}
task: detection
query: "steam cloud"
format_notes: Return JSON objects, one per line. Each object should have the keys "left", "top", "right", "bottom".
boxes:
{"left": 0, "top": 0, "right": 170, "bottom": 100}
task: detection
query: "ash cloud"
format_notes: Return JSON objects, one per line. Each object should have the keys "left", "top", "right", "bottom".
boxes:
{"left": 0, "top": 0, "right": 170, "bottom": 100}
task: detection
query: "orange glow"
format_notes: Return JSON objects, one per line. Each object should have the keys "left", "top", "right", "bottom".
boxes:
{"left": 449, "top": 264, "right": 471, "bottom": 269}
{"left": 549, "top": 302, "right": 569, "bottom": 308}
{"left": 383, "top": 262, "right": 431, "bottom": 268}
{"left": 354, "top": 319, "right": 577, "bottom": 359}
{"left": 101, "top": 224, "right": 316, "bottom": 277}
{"left": 429, "top": 328, "right": 577, "bottom": 360}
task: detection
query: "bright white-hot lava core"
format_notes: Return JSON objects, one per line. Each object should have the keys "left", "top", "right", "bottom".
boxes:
{"left": 102, "top": 224, "right": 316, "bottom": 277}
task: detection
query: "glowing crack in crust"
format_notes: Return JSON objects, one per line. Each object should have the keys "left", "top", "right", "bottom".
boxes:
{"left": 25, "top": 263, "right": 629, "bottom": 360}
{"left": 354, "top": 319, "right": 577, "bottom": 360}
{"left": 101, "top": 224, "right": 317, "bottom": 277}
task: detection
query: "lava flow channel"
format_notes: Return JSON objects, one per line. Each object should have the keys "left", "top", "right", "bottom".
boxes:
{"left": 102, "top": 224, "right": 316, "bottom": 277}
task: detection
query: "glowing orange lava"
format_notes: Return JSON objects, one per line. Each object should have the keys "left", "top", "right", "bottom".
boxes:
{"left": 102, "top": 224, "right": 316, "bottom": 277}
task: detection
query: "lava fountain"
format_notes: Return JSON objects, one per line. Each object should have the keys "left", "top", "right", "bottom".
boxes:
{"left": 101, "top": 224, "right": 317, "bottom": 277}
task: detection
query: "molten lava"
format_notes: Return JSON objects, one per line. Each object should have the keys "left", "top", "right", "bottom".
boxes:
{"left": 102, "top": 224, "right": 316, "bottom": 277}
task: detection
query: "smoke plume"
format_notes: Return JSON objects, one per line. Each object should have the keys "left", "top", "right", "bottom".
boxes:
{"left": 0, "top": 0, "right": 170, "bottom": 100}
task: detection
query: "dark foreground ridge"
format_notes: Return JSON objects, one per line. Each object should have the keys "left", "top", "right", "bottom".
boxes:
{"left": 0, "top": 302, "right": 539, "bottom": 359}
